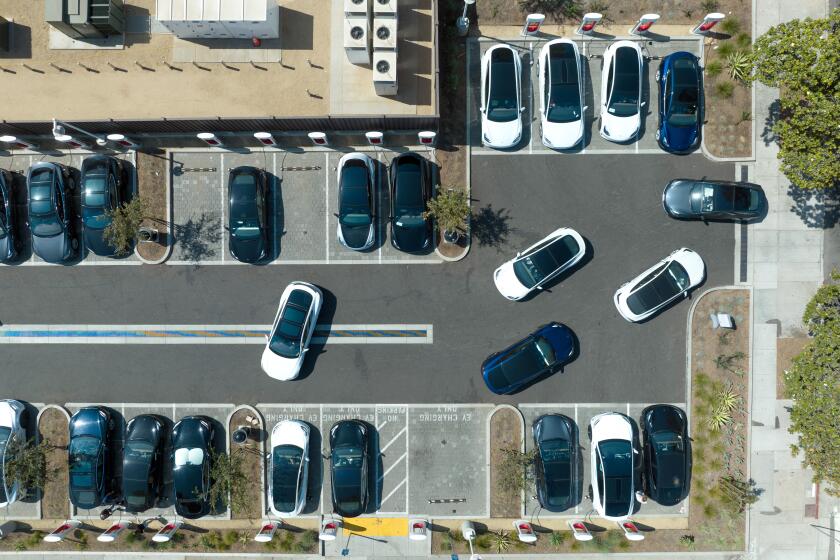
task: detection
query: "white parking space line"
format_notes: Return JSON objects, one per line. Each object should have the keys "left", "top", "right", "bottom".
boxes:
{"left": 404, "top": 410, "right": 409, "bottom": 513}
{"left": 379, "top": 452, "right": 406, "bottom": 480}
{"left": 168, "top": 258, "right": 440, "bottom": 266}
{"left": 380, "top": 427, "right": 407, "bottom": 453}
{"left": 377, "top": 421, "right": 388, "bottom": 431}
{"left": 377, "top": 150, "right": 383, "bottom": 264}
{"left": 319, "top": 403, "right": 324, "bottom": 515}
{"left": 220, "top": 153, "right": 226, "bottom": 261}
{"left": 380, "top": 478, "right": 407, "bottom": 508}
{"left": 529, "top": 41, "right": 534, "bottom": 155}
{"left": 325, "top": 152, "right": 330, "bottom": 262}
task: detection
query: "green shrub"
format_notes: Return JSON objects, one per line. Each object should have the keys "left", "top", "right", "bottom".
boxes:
{"left": 13, "top": 541, "right": 26, "bottom": 551}
{"left": 475, "top": 533, "right": 492, "bottom": 550}
{"left": 298, "top": 530, "right": 318, "bottom": 551}
{"left": 26, "top": 531, "right": 44, "bottom": 548}
{"left": 705, "top": 60, "right": 723, "bottom": 77}
{"left": 715, "top": 81, "right": 735, "bottom": 99}
{"left": 736, "top": 32, "right": 752, "bottom": 49}
{"left": 199, "top": 531, "right": 229, "bottom": 551}
{"left": 489, "top": 530, "right": 513, "bottom": 553}
{"left": 223, "top": 530, "right": 239, "bottom": 547}
{"left": 716, "top": 42, "right": 735, "bottom": 57}
{"left": 700, "top": 0, "right": 720, "bottom": 11}
{"left": 726, "top": 51, "right": 752, "bottom": 82}
{"left": 680, "top": 534, "right": 696, "bottom": 550}
{"left": 550, "top": 530, "right": 566, "bottom": 547}
{"left": 720, "top": 17, "right": 741, "bottom": 35}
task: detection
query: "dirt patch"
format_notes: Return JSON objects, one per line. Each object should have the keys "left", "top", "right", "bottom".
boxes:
{"left": 228, "top": 409, "right": 265, "bottom": 521}
{"left": 776, "top": 337, "right": 810, "bottom": 399}
{"left": 490, "top": 407, "right": 522, "bottom": 518}
{"left": 135, "top": 151, "right": 169, "bottom": 262}
{"left": 38, "top": 408, "right": 69, "bottom": 520}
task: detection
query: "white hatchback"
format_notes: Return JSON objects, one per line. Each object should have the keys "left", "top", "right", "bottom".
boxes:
{"left": 589, "top": 412, "right": 638, "bottom": 521}
{"left": 262, "top": 282, "right": 323, "bottom": 380}
{"left": 493, "top": 227, "right": 586, "bottom": 301}
{"left": 480, "top": 44, "right": 524, "bottom": 149}
{"left": 599, "top": 40, "right": 644, "bottom": 143}
{"left": 538, "top": 39, "right": 586, "bottom": 149}
{"left": 268, "top": 420, "right": 310, "bottom": 518}
{"left": 614, "top": 248, "right": 705, "bottom": 322}
{"left": 0, "top": 399, "right": 25, "bottom": 508}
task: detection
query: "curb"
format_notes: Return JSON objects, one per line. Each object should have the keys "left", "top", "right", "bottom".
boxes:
{"left": 485, "top": 404, "right": 526, "bottom": 519}
{"left": 135, "top": 150, "right": 174, "bottom": 265}
{"left": 225, "top": 404, "right": 266, "bottom": 522}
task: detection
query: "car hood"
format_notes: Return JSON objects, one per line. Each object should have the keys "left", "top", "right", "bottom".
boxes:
{"left": 271, "top": 421, "right": 309, "bottom": 450}
{"left": 601, "top": 113, "right": 640, "bottom": 142}
{"left": 592, "top": 414, "right": 632, "bottom": 442}
{"left": 540, "top": 324, "right": 575, "bottom": 361}
{"left": 84, "top": 227, "right": 118, "bottom": 257}
{"left": 662, "top": 123, "right": 698, "bottom": 151}
{"left": 32, "top": 232, "right": 70, "bottom": 263}
{"left": 339, "top": 222, "right": 374, "bottom": 251}
{"left": 483, "top": 117, "right": 522, "bottom": 149}
{"left": 391, "top": 221, "right": 429, "bottom": 253}
{"left": 0, "top": 403, "right": 16, "bottom": 428}
{"left": 261, "top": 347, "right": 302, "bottom": 381}
{"left": 542, "top": 118, "right": 584, "bottom": 149}
{"left": 493, "top": 261, "right": 530, "bottom": 300}
{"left": 535, "top": 415, "right": 572, "bottom": 442}
{"left": 663, "top": 181, "right": 697, "bottom": 216}
{"left": 230, "top": 235, "right": 266, "bottom": 263}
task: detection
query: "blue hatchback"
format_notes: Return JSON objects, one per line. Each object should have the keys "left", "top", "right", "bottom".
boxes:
{"left": 481, "top": 322, "right": 575, "bottom": 395}
{"left": 655, "top": 52, "right": 701, "bottom": 154}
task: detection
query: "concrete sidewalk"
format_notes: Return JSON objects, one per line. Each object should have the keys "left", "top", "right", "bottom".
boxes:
{"left": 746, "top": 1, "right": 838, "bottom": 559}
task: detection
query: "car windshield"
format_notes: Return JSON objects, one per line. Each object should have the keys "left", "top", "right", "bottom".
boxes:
{"left": 488, "top": 49, "right": 518, "bottom": 123}
{"left": 230, "top": 173, "right": 261, "bottom": 238}
{"left": 269, "top": 289, "right": 313, "bottom": 359}
{"left": 272, "top": 445, "right": 303, "bottom": 512}
{"left": 513, "top": 235, "right": 580, "bottom": 288}
{"left": 82, "top": 176, "right": 111, "bottom": 229}
{"left": 607, "top": 47, "right": 640, "bottom": 117}
{"left": 651, "top": 431, "right": 685, "bottom": 490}
{"left": 626, "top": 261, "right": 690, "bottom": 315}
{"left": 540, "top": 438, "right": 572, "bottom": 505}
{"left": 734, "top": 187, "right": 761, "bottom": 211}
{"left": 340, "top": 164, "right": 370, "bottom": 224}
{"left": 488, "top": 337, "right": 551, "bottom": 389}
{"left": 667, "top": 59, "right": 698, "bottom": 126}
{"left": 546, "top": 45, "right": 581, "bottom": 123}
{"left": 69, "top": 436, "right": 99, "bottom": 489}
{"left": 394, "top": 160, "right": 424, "bottom": 218}
{"left": 123, "top": 441, "right": 153, "bottom": 481}
{"left": 599, "top": 439, "right": 632, "bottom": 516}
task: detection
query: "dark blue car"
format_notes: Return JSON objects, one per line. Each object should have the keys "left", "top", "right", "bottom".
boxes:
{"left": 68, "top": 406, "right": 115, "bottom": 510}
{"left": 481, "top": 322, "right": 575, "bottom": 394}
{"left": 655, "top": 52, "right": 701, "bottom": 154}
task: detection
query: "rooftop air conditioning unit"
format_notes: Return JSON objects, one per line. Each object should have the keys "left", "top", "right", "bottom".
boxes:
{"left": 373, "top": 50, "right": 397, "bottom": 96}
{"left": 45, "top": 0, "right": 124, "bottom": 39}
{"left": 372, "top": 16, "right": 397, "bottom": 50}
{"left": 344, "top": 0, "right": 369, "bottom": 16}
{"left": 373, "top": 0, "right": 397, "bottom": 15}
{"left": 344, "top": 14, "right": 371, "bottom": 65}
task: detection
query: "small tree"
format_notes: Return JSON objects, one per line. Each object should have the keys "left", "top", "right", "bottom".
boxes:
{"left": 4, "top": 437, "right": 55, "bottom": 494}
{"left": 424, "top": 188, "right": 469, "bottom": 240}
{"left": 496, "top": 447, "right": 535, "bottom": 495}
{"left": 103, "top": 197, "right": 149, "bottom": 256}
{"left": 208, "top": 448, "right": 255, "bottom": 518}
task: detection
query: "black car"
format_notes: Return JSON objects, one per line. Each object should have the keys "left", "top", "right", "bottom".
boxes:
{"left": 0, "top": 169, "right": 19, "bottom": 262}
{"left": 533, "top": 414, "right": 579, "bottom": 512}
{"left": 122, "top": 414, "right": 166, "bottom": 513}
{"left": 228, "top": 166, "right": 269, "bottom": 263}
{"left": 329, "top": 420, "right": 369, "bottom": 517}
{"left": 68, "top": 406, "right": 115, "bottom": 510}
{"left": 172, "top": 416, "right": 215, "bottom": 519}
{"left": 27, "top": 162, "right": 77, "bottom": 263}
{"left": 641, "top": 405, "right": 691, "bottom": 506}
{"left": 663, "top": 179, "right": 766, "bottom": 221}
{"left": 81, "top": 155, "right": 126, "bottom": 256}
{"left": 388, "top": 152, "right": 432, "bottom": 253}
{"left": 337, "top": 154, "right": 375, "bottom": 252}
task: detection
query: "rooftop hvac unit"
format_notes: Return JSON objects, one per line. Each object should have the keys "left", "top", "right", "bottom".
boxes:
{"left": 372, "top": 16, "right": 397, "bottom": 50}
{"left": 344, "top": 14, "right": 370, "bottom": 65}
{"left": 373, "top": 50, "right": 397, "bottom": 96}
{"left": 45, "top": 0, "right": 124, "bottom": 39}
{"left": 373, "top": 0, "right": 397, "bottom": 15}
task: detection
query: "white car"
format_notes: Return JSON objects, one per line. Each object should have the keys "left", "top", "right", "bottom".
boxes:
{"left": 261, "top": 282, "right": 323, "bottom": 380}
{"left": 589, "top": 412, "right": 637, "bottom": 521}
{"left": 480, "top": 44, "right": 524, "bottom": 149}
{"left": 0, "top": 399, "right": 26, "bottom": 507}
{"left": 493, "top": 227, "right": 586, "bottom": 301}
{"left": 614, "top": 248, "right": 705, "bottom": 322}
{"left": 599, "top": 40, "right": 644, "bottom": 143}
{"left": 336, "top": 153, "right": 376, "bottom": 252}
{"left": 268, "top": 420, "right": 310, "bottom": 518}
{"left": 538, "top": 39, "right": 586, "bottom": 149}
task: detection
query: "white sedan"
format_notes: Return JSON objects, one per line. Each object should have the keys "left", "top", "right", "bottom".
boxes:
{"left": 268, "top": 420, "right": 310, "bottom": 518}
{"left": 589, "top": 412, "right": 638, "bottom": 521}
{"left": 261, "top": 282, "right": 323, "bottom": 380}
{"left": 614, "top": 248, "right": 705, "bottom": 322}
{"left": 493, "top": 227, "right": 586, "bottom": 301}
{"left": 480, "top": 44, "right": 524, "bottom": 149}
{"left": 0, "top": 399, "right": 26, "bottom": 508}
{"left": 538, "top": 39, "right": 586, "bottom": 149}
{"left": 599, "top": 40, "right": 644, "bottom": 143}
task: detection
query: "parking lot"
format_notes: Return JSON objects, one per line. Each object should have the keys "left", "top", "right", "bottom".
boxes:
{"left": 469, "top": 37, "right": 703, "bottom": 154}
{"left": 0, "top": 151, "right": 138, "bottom": 266}
{"left": 169, "top": 149, "right": 442, "bottom": 265}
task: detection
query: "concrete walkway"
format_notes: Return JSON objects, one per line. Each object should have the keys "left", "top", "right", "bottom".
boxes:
{"left": 746, "top": 1, "right": 838, "bottom": 559}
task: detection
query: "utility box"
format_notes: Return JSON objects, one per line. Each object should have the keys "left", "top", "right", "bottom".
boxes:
{"left": 45, "top": 0, "right": 124, "bottom": 39}
{"left": 156, "top": 0, "right": 279, "bottom": 39}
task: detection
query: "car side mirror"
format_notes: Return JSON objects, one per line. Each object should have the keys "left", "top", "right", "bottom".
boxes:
{"left": 516, "top": 251, "right": 521, "bottom": 257}
{"left": 641, "top": 101, "right": 647, "bottom": 107}
{"left": 333, "top": 213, "right": 340, "bottom": 218}
{"left": 520, "top": 107, "right": 526, "bottom": 113}
{"left": 536, "top": 286, "right": 543, "bottom": 290}
{"left": 582, "top": 105, "right": 589, "bottom": 111}
{"left": 480, "top": 106, "right": 486, "bottom": 113}
{"left": 263, "top": 334, "right": 269, "bottom": 342}
{"left": 302, "top": 348, "right": 308, "bottom": 354}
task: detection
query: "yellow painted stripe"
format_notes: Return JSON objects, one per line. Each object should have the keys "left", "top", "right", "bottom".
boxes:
{"left": 341, "top": 517, "right": 408, "bottom": 537}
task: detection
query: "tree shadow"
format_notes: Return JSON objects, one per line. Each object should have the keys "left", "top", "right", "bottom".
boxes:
{"left": 761, "top": 99, "right": 781, "bottom": 146}
{"left": 470, "top": 204, "right": 514, "bottom": 250}
{"left": 787, "top": 183, "right": 840, "bottom": 229}
{"left": 172, "top": 212, "right": 221, "bottom": 263}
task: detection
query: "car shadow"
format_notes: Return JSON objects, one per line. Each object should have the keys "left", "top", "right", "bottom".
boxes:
{"left": 266, "top": 172, "right": 285, "bottom": 263}
{"left": 301, "top": 422, "right": 323, "bottom": 515}
{"left": 295, "top": 286, "right": 336, "bottom": 382}
{"left": 366, "top": 422, "right": 383, "bottom": 515}
{"left": 627, "top": 415, "right": 644, "bottom": 516}
{"left": 102, "top": 406, "right": 126, "bottom": 503}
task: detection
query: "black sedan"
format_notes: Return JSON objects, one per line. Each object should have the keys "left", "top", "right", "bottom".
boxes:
{"left": 663, "top": 179, "right": 766, "bottom": 221}
{"left": 228, "top": 166, "right": 268, "bottom": 263}
{"left": 336, "top": 153, "right": 375, "bottom": 251}
{"left": 0, "top": 169, "right": 18, "bottom": 262}
{"left": 533, "top": 414, "right": 579, "bottom": 512}
{"left": 641, "top": 404, "right": 691, "bottom": 506}
{"left": 122, "top": 414, "right": 166, "bottom": 513}
{"left": 68, "top": 406, "right": 115, "bottom": 510}
{"left": 389, "top": 152, "right": 432, "bottom": 253}
{"left": 81, "top": 155, "right": 126, "bottom": 256}
{"left": 27, "top": 162, "right": 77, "bottom": 263}
{"left": 329, "top": 420, "right": 369, "bottom": 518}
{"left": 172, "top": 416, "right": 215, "bottom": 519}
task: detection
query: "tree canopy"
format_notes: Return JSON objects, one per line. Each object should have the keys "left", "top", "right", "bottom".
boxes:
{"left": 752, "top": 9, "right": 840, "bottom": 190}
{"left": 784, "top": 271, "right": 840, "bottom": 494}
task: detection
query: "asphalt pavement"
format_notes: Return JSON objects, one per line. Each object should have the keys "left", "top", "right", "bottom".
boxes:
{"left": 0, "top": 154, "right": 734, "bottom": 405}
